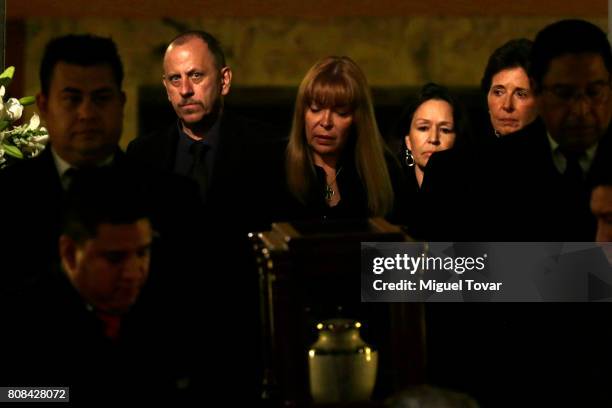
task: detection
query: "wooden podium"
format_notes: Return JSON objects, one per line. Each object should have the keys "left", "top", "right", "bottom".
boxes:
{"left": 249, "top": 218, "right": 427, "bottom": 407}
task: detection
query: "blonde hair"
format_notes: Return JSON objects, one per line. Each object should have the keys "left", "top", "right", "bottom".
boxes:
{"left": 286, "top": 56, "right": 394, "bottom": 216}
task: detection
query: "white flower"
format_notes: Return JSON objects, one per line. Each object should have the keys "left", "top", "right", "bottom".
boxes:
{"left": 0, "top": 68, "right": 50, "bottom": 168}
{"left": 31, "top": 134, "right": 49, "bottom": 144}
{"left": 5, "top": 98, "right": 23, "bottom": 121}
{"left": 27, "top": 113, "right": 41, "bottom": 130}
{"left": 0, "top": 87, "right": 5, "bottom": 114}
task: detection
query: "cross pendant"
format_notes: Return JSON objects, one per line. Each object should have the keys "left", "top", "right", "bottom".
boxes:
{"left": 324, "top": 185, "right": 334, "bottom": 201}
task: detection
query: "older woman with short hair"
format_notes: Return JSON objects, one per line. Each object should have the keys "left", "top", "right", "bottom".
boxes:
{"left": 481, "top": 38, "right": 537, "bottom": 137}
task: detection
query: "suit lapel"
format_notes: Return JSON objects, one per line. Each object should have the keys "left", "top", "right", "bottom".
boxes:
{"left": 161, "top": 124, "right": 180, "bottom": 172}
{"left": 208, "top": 113, "right": 240, "bottom": 198}
{"left": 35, "top": 147, "right": 64, "bottom": 198}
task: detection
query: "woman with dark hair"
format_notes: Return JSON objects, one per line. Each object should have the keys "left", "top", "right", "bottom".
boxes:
{"left": 285, "top": 56, "right": 406, "bottom": 221}
{"left": 398, "top": 83, "right": 467, "bottom": 188}
{"left": 481, "top": 38, "right": 537, "bottom": 137}
{"left": 395, "top": 83, "right": 468, "bottom": 237}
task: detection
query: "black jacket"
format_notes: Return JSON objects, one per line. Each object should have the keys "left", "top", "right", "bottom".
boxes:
{"left": 126, "top": 111, "right": 288, "bottom": 234}
{"left": 1, "top": 266, "right": 199, "bottom": 404}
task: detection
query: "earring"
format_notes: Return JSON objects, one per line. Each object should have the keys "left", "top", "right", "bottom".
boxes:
{"left": 405, "top": 149, "right": 415, "bottom": 167}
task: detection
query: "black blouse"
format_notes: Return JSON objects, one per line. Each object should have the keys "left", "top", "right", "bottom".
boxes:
{"left": 284, "top": 154, "right": 410, "bottom": 224}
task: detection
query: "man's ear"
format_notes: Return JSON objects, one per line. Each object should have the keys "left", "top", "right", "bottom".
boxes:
{"left": 36, "top": 92, "right": 48, "bottom": 120}
{"left": 220, "top": 66, "right": 232, "bottom": 96}
{"left": 59, "top": 235, "right": 77, "bottom": 278}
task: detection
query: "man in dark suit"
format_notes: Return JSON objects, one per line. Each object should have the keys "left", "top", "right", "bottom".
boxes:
{"left": 0, "top": 34, "right": 128, "bottom": 290}
{"left": 1, "top": 34, "right": 201, "bottom": 301}
{"left": 127, "top": 30, "right": 287, "bottom": 233}
{"left": 422, "top": 20, "right": 612, "bottom": 407}
{"left": 424, "top": 20, "right": 611, "bottom": 243}
{"left": 1, "top": 168, "right": 199, "bottom": 404}
{"left": 126, "top": 31, "right": 287, "bottom": 402}
{"left": 491, "top": 19, "right": 612, "bottom": 241}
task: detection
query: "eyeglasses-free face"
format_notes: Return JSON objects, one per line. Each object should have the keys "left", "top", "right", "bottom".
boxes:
{"left": 487, "top": 67, "right": 538, "bottom": 136}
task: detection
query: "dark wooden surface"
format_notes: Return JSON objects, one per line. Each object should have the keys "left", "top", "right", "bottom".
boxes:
{"left": 252, "top": 218, "right": 426, "bottom": 407}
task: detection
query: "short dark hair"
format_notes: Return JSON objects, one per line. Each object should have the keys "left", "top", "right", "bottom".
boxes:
{"left": 530, "top": 19, "right": 612, "bottom": 93}
{"left": 39, "top": 34, "right": 124, "bottom": 95}
{"left": 167, "top": 30, "right": 226, "bottom": 69}
{"left": 62, "top": 167, "right": 152, "bottom": 244}
{"left": 395, "top": 82, "right": 469, "bottom": 158}
{"left": 481, "top": 38, "right": 533, "bottom": 94}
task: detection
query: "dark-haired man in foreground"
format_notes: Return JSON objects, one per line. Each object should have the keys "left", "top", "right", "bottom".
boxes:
{"left": 1, "top": 168, "right": 196, "bottom": 404}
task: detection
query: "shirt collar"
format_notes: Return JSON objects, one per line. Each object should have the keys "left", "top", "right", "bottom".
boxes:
{"left": 50, "top": 147, "right": 72, "bottom": 181}
{"left": 546, "top": 132, "right": 598, "bottom": 174}
{"left": 51, "top": 147, "right": 115, "bottom": 189}
{"left": 177, "top": 114, "right": 222, "bottom": 149}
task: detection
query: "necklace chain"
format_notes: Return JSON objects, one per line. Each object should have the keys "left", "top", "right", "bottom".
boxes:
{"left": 324, "top": 167, "right": 343, "bottom": 201}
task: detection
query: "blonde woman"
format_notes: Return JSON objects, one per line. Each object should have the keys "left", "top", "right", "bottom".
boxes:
{"left": 285, "top": 56, "right": 404, "bottom": 221}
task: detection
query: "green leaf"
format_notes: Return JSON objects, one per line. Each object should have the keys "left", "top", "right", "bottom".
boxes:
{"left": 18, "top": 96, "right": 35, "bottom": 106}
{"left": 0, "top": 120, "right": 9, "bottom": 131}
{"left": 2, "top": 142, "right": 23, "bottom": 159}
{"left": 0, "top": 66, "right": 15, "bottom": 87}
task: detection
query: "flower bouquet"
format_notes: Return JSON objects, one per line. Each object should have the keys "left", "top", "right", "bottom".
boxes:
{"left": 0, "top": 66, "right": 49, "bottom": 169}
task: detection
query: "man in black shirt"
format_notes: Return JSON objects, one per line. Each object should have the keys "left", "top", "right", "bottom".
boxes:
{"left": 127, "top": 30, "right": 287, "bottom": 233}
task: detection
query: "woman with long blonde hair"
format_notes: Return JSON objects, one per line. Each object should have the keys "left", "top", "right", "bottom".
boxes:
{"left": 286, "top": 56, "right": 403, "bottom": 220}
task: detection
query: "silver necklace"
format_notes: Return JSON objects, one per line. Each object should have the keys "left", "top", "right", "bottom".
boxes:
{"left": 324, "top": 167, "right": 343, "bottom": 201}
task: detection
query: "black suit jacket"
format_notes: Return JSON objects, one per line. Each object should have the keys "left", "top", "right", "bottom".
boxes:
{"left": 0, "top": 265, "right": 202, "bottom": 404}
{"left": 0, "top": 148, "right": 64, "bottom": 288}
{"left": 422, "top": 119, "right": 612, "bottom": 406}
{"left": 126, "top": 111, "right": 288, "bottom": 234}
{"left": 0, "top": 148, "right": 260, "bottom": 401}
{"left": 424, "top": 118, "right": 607, "bottom": 241}
{"left": 0, "top": 146, "right": 204, "bottom": 295}
{"left": 127, "top": 112, "right": 288, "bottom": 401}
{"left": 492, "top": 118, "right": 603, "bottom": 241}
